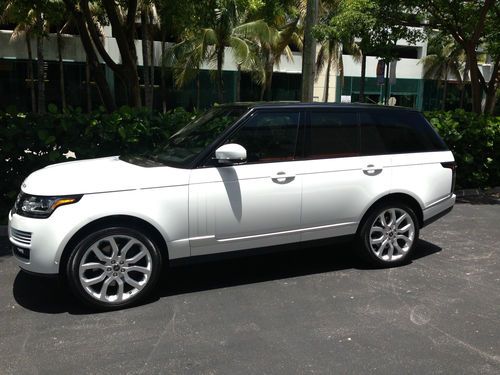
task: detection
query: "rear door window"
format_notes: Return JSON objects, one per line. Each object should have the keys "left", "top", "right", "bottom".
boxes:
{"left": 303, "top": 111, "right": 360, "bottom": 159}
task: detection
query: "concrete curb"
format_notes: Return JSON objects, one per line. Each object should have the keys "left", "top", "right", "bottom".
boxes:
{"left": 1, "top": 187, "right": 498, "bottom": 237}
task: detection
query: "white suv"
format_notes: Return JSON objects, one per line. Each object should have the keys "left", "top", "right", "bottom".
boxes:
{"left": 8, "top": 103, "right": 456, "bottom": 309}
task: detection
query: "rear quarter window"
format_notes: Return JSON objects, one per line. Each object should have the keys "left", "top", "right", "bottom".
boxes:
{"left": 360, "top": 110, "right": 447, "bottom": 155}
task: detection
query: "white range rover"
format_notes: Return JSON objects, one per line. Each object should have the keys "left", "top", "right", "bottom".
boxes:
{"left": 8, "top": 103, "right": 456, "bottom": 309}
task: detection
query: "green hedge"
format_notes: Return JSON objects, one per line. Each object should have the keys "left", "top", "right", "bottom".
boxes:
{"left": 0, "top": 106, "right": 196, "bottom": 221}
{"left": 425, "top": 109, "right": 500, "bottom": 189}
{"left": 1, "top": 107, "right": 499, "bottom": 222}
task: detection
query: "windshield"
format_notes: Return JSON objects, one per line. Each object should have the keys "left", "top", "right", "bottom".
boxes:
{"left": 147, "top": 107, "right": 246, "bottom": 167}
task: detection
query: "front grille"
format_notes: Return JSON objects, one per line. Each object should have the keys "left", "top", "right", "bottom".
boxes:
{"left": 10, "top": 228, "right": 32, "bottom": 246}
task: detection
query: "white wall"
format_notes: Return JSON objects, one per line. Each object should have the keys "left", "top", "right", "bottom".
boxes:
{"left": 1, "top": 30, "right": 302, "bottom": 75}
{"left": 342, "top": 55, "right": 424, "bottom": 80}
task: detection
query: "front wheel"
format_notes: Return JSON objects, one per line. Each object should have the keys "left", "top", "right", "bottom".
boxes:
{"left": 357, "top": 203, "right": 419, "bottom": 267}
{"left": 66, "top": 227, "right": 162, "bottom": 310}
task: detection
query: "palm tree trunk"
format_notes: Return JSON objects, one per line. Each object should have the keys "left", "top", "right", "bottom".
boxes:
{"left": 216, "top": 45, "right": 224, "bottom": 103}
{"left": 57, "top": 31, "right": 67, "bottom": 110}
{"left": 149, "top": 11, "right": 155, "bottom": 110}
{"left": 160, "top": 31, "right": 167, "bottom": 113}
{"left": 301, "top": 0, "right": 318, "bottom": 102}
{"left": 196, "top": 71, "right": 201, "bottom": 109}
{"left": 263, "top": 60, "right": 274, "bottom": 101}
{"left": 236, "top": 64, "right": 241, "bottom": 102}
{"left": 324, "top": 52, "right": 332, "bottom": 102}
{"left": 86, "top": 57, "right": 92, "bottom": 112}
{"left": 36, "top": 33, "right": 45, "bottom": 114}
{"left": 442, "top": 64, "right": 448, "bottom": 110}
{"left": 25, "top": 33, "right": 36, "bottom": 113}
{"left": 359, "top": 54, "right": 366, "bottom": 103}
{"left": 141, "top": 10, "right": 152, "bottom": 110}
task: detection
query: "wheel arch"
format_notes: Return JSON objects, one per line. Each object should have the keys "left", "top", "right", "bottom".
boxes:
{"left": 59, "top": 215, "right": 170, "bottom": 275}
{"left": 357, "top": 192, "right": 424, "bottom": 234}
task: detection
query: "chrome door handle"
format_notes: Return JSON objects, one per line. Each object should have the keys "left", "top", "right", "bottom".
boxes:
{"left": 363, "top": 164, "right": 383, "bottom": 176}
{"left": 271, "top": 171, "right": 295, "bottom": 184}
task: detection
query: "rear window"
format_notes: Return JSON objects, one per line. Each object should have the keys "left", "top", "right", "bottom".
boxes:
{"left": 360, "top": 110, "right": 447, "bottom": 155}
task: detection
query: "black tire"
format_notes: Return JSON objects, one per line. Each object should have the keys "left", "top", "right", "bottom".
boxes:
{"left": 66, "top": 226, "right": 162, "bottom": 310}
{"left": 356, "top": 202, "right": 419, "bottom": 267}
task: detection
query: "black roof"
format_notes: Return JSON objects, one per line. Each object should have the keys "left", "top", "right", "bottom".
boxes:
{"left": 220, "top": 101, "right": 420, "bottom": 112}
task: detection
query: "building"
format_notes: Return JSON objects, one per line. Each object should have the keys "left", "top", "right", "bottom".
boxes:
{"left": 1, "top": 24, "right": 432, "bottom": 112}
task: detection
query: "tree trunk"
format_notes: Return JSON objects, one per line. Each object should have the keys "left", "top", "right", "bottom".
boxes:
{"left": 25, "top": 33, "right": 36, "bottom": 113}
{"left": 484, "top": 58, "right": 499, "bottom": 115}
{"left": 465, "top": 43, "right": 483, "bottom": 114}
{"left": 57, "top": 31, "right": 66, "bottom": 110}
{"left": 86, "top": 57, "right": 92, "bottom": 112}
{"left": 63, "top": 0, "right": 116, "bottom": 112}
{"left": 460, "top": 62, "right": 469, "bottom": 109}
{"left": 160, "top": 36, "right": 167, "bottom": 113}
{"left": 442, "top": 64, "right": 448, "bottom": 111}
{"left": 359, "top": 54, "right": 366, "bottom": 103}
{"left": 323, "top": 52, "right": 332, "bottom": 102}
{"left": 216, "top": 45, "right": 224, "bottom": 103}
{"left": 196, "top": 71, "right": 201, "bottom": 109}
{"left": 236, "top": 64, "right": 241, "bottom": 102}
{"left": 262, "top": 60, "right": 274, "bottom": 101}
{"left": 149, "top": 11, "right": 155, "bottom": 110}
{"left": 101, "top": 0, "right": 141, "bottom": 107}
{"left": 36, "top": 33, "right": 45, "bottom": 114}
{"left": 141, "top": 10, "right": 152, "bottom": 110}
{"left": 301, "top": 0, "right": 318, "bottom": 102}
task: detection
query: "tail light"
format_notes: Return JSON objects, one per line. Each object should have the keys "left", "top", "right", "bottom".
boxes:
{"left": 441, "top": 161, "right": 457, "bottom": 193}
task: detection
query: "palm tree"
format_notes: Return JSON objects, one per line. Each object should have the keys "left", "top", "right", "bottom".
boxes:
{"left": 315, "top": 37, "right": 360, "bottom": 102}
{"left": 421, "top": 36, "right": 465, "bottom": 110}
{"left": 1, "top": 1, "right": 38, "bottom": 112}
{"left": 168, "top": 0, "right": 269, "bottom": 104}
{"left": 254, "top": 19, "right": 302, "bottom": 101}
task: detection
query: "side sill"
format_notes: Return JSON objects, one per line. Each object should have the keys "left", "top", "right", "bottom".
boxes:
{"left": 422, "top": 206, "right": 453, "bottom": 228}
{"left": 170, "top": 235, "right": 355, "bottom": 267}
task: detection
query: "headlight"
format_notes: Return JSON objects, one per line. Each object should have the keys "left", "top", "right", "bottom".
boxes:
{"left": 14, "top": 193, "right": 82, "bottom": 218}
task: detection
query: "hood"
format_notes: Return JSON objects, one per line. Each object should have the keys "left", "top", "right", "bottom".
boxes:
{"left": 21, "top": 156, "right": 190, "bottom": 196}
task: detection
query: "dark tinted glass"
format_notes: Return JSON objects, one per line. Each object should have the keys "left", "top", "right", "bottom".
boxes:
{"left": 148, "top": 107, "right": 246, "bottom": 167}
{"left": 228, "top": 111, "right": 299, "bottom": 163}
{"left": 304, "top": 111, "right": 359, "bottom": 159}
{"left": 360, "top": 110, "right": 447, "bottom": 155}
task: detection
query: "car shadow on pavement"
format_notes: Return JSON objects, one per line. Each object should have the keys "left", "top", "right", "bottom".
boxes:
{"left": 12, "top": 239, "right": 441, "bottom": 315}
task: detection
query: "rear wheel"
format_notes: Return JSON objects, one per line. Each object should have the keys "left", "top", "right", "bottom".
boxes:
{"left": 66, "top": 227, "right": 162, "bottom": 310}
{"left": 357, "top": 203, "right": 419, "bottom": 267}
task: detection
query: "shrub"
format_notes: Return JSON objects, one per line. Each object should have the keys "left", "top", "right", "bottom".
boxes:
{"left": 0, "top": 107, "right": 196, "bottom": 221}
{"left": 425, "top": 109, "right": 500, "bottom": 189}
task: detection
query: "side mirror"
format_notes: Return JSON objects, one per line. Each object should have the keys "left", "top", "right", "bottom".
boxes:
{"left": 215, "top": 143, "right": 247, "bottom": 165}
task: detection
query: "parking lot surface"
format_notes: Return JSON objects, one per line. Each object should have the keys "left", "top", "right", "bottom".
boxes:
{"left": 1, "top": 202, "right": 499, "bottom": 374}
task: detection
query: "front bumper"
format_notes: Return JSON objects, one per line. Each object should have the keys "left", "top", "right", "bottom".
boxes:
{"left": 8, "top": 210, "right": 66, "bottom": 275}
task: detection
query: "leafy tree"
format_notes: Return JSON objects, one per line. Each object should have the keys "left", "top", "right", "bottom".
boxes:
{"left": 329, "top": 0, "right": 422, "bottom": 103}
{"left": 381, "top": 0, "right": 499, "bottom": 114}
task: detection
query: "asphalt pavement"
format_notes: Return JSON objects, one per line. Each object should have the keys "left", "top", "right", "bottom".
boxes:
{"left": 0, "top": 202, "right": 499, "bottom": 374}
